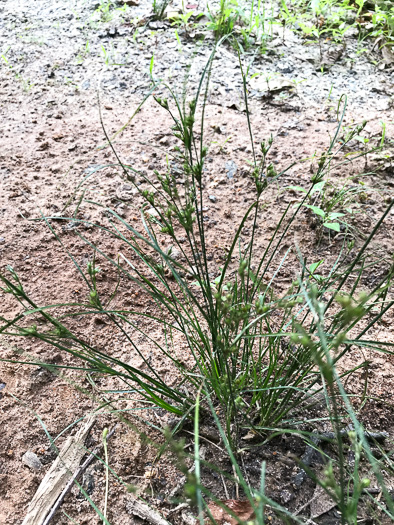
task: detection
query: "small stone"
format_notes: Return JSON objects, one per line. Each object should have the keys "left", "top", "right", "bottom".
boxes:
{"left": 37, "top": 142, "right": 50, "bottom": 151}
{"left": 187, "top": 266, "right": 198, "bottom": 280}
{"left": 165, "top": 246, "right": 180, "bottom": 259}
{"left": 116, "top": 184, "right": 137, "bottom": 201}
{"left": 280, "top": 489, "right": 293, "bottom": 503}
{"left": 22, "top": 451, "right": 42, "bottom": 471}
{"left": 146, "top": 208, "right": 159, "bottom": 217}
{"left": 116, "top": 203, "right": 126, "bottom": 217}
{"left": 149, "top": 20, "right": 167, "bottom": 29}
{"left": 0, "top": 237, "right": 5, "bottom": 244}
{"left": 211, "top": 124, "right": 224, "bottom": 134}
{"left": 158, "top": 136, "right": 169, "bottom": 146}
{"left": 208, "top": 195, "right": 217, "bottom": 202}
{"left": 225, "top": 160, "right": 237, "bottom": 179}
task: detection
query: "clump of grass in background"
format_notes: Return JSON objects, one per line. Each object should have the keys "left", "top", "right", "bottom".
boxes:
{"left": 206, "top": 0, "right": 242, "bottom": 37}
{"left": 289, "top": 166, "right": 379, "bottom": 238}
{"left": 1, "top": 42, "right": 393, "bottom": 523}
{"left": 152, "top": 0, "right": 172, "bottom": 21}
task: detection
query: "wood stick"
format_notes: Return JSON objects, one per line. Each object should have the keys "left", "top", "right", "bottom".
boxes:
{"left": 127, "top": 499, "right": 171, "bottom": 525}
{"left": 43, "top": 425, "right": 117, "bottom": 525}
{"left": 22, "top": 413, "right": 96, "bottom": 525}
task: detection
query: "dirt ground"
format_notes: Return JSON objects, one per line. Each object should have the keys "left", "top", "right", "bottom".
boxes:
{"left": 1, "top": 1, "right": 394, "bottom": 524}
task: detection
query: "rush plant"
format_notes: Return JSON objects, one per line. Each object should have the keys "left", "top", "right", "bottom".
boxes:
{"left": 1, "top": 44, "right": 393, "bottom": 453}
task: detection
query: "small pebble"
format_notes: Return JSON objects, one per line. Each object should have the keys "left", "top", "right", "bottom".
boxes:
{"left": 146, "top": 208, "right": 159, "bottom": 217}
{"left": 225, "top": 160, "right": 237, "bottom": 179}
{"left": 159, "top": 136, "right": 169, "bottom": 146}
{"left": 22, "top": 451, "right": 42, "bottom": 471}
{"left": 208, "top": 195, "right": 217, "bottom": 202}
{"left": 165, "top": 246, "right": 180, "bottom": 260}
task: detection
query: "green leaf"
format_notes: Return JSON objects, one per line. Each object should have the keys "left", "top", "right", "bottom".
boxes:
{"left": 327, "top": 212, "right": 345, "bottom": 220}
{"left": 287, "top": 185, "right": 307, "bottom": 193}
{"left": 323, "top": 222, "right": 341, "bottom": 232}
{"left": 149, "top": 54, "right": 154, "bottom": 76}
{"left": 281, "top": 0, "right": 291, "bottom": 16}
{"left": 354, "top": 135, "right": 369, "bottom": 144}
{"left": 310, "top": 181, "right": 326, "bottom": 194}
{"left": 303, "top": 204, "right": 326, "bottom": 218}
{"left": 309, "top": 260, "right": 324, "bottom": 274}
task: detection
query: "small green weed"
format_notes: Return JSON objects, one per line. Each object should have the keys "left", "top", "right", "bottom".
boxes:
{"left": 100, "top": 43, "right": 126, "bottom": 66}
{"left": 76, "top": 40, "right": 90, "bottom": 65}
{"left": 170, "top": 6, "right": 200, "bottom": 36}
{"left": 90, "top": 0, "right": 128, "bottom": 27}
{"left": 96, "top": 0, "right": 115, "bottom": 23}
{"left": 280, "top": 0, "right": 394, "bottom": 56}
{"left": 290, "top": 174, "right": 377, "bottom": 237}
{"left": 1, "top": 49, "right": 34, "bottom": 92}
{"left": 206, "top": 0, "right": 242, "bottom": 38}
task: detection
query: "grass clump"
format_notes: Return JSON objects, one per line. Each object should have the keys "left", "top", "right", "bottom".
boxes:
{"left": 1, "top": 45, "right": 392, "bottom": 434}
{"left": 206, "top": 0, "right": 242, "bottom": 37}
{"left": 152, "top": 0, "right": 172, "bottom": 21}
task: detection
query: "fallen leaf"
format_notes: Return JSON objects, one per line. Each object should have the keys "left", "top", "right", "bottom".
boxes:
{"left": 382, "top": 45, "right": 394, "bottom": 64}
{"left": 206, "top": 500, "right": 255, "bottom": 524}
{"left": 167, "top": 10, "right": 181, "bottom": 20}
{"left": 321, "top": 44, "right": 346, "bottom": 68}
{"left": 310, "top": 482, "right": 336, "bottom": 518}
{"left": 250, "top": 75, "right": 295, "bottom": 94}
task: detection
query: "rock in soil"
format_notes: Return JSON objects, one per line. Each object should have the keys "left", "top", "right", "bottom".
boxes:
{"left": 22, "top": 451, "right": 42, "bottom": 471}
